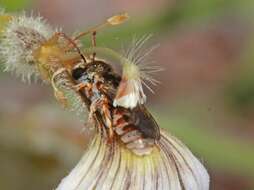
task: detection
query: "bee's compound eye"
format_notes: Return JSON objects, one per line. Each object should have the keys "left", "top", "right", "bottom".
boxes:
{"left": 72, "top": 67, "right": 85, "bottom": 80}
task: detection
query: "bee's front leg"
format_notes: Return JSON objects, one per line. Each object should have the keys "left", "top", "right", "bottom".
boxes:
{"left": 51, "top": 68, "right": 68, "bottom": 108}
{"left": 73, "top": 82, "right": 92, "bottom": 91}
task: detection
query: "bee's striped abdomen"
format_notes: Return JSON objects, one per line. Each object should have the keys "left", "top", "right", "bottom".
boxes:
{"left": 113, "top": 108, "right": 155, "bottom": 156}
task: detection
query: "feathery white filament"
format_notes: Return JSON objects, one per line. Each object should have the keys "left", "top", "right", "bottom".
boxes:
{"left": 124, "top": 34, "right": 162, "bottom": 91}
{"left": 113, "top": 35, "right": 161, "bottom": 108}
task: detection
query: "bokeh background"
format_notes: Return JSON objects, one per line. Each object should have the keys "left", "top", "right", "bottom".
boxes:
{"left": 0, "top": 0, "right": 254, "bottom": 189}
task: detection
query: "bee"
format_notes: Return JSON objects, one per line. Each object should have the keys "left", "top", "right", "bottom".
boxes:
{"left": 71, "top": 59, "right": 160, "bottom": 156}
{"left": 1, "top": 9, "right": 160, "bottom": 155}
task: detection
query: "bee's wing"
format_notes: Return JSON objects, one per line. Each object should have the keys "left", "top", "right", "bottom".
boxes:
{"left": 133, "top": 105, "right": 160, "bottom": 140}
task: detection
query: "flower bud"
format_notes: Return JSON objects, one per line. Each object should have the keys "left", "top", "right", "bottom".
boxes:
{"left": 107, "top": 13, "right": 129, "bottom": 26}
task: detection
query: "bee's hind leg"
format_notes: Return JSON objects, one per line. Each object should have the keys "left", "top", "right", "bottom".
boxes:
{"left": 89, "top": 95, "right": 114, "bottom": 141}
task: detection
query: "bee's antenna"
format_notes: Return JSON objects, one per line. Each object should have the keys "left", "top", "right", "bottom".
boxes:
{"left": 73, "top": 13, "right": 129, "bottom": 42}
{"left": 54, "top": 32, "right": 87, "bottom": 63}
{"left": 70, "top": 13, "right": 128, "bottom": 62}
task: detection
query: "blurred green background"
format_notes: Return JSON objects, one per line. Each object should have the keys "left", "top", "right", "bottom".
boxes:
{"left": 0, "top": 0, "right": 254, "bottom": 189}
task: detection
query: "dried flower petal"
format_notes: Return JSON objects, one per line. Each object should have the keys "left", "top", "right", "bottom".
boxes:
{"left": 56, "top": 129, "right": 209, "bottom": 190}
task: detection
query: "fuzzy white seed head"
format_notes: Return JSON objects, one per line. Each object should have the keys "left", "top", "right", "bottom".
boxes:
{"left": 0, "top": 13, "right": 54, "bottom": 82}
{"left": 114, "top": 35, "right": 162, "bottom": 109}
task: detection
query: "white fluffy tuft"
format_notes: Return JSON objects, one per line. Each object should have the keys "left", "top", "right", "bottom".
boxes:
{"left": 0, "top": 13, "right": 54, "bottom": 82}
{"left": 114, "top": 35, "right": 162, "bottom": 109}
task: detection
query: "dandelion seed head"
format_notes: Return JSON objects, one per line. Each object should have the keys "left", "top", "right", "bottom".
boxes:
{"left": 0, "top": 13, "right": 54, "bottom": 82}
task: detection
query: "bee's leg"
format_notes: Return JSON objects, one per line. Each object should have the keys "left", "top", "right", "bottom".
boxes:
{"left": 100, "top": 95, "right": 114, "bottom": 141}
{"left": 88, "top": 98, "right": 99, "bottom": 121}
{"left": 89, "top": 95, "right": 114, "bottom": 140}
{"left": 51, "top": 68, "right": 68, "bottom": 107}
{"left": 73, "top": 83, "right": 92, "bottom": 91}
{"left": 92, "top": 31, "right": 97, "bottom": 47}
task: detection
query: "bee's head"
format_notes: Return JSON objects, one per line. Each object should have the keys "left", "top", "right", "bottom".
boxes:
{"left": 72, "top": 61, "right": 113, "bottom": 81}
